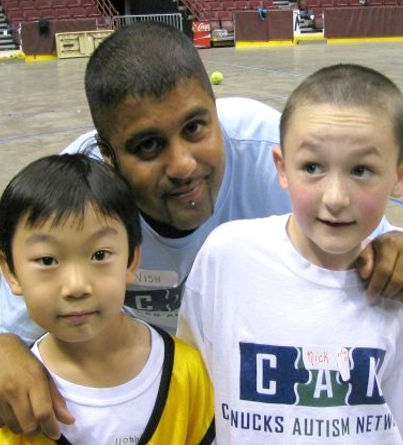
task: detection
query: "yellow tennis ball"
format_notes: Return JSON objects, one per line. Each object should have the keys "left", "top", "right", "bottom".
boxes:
{"left": 210, "top": 71, "right": 223, "bottom": 85}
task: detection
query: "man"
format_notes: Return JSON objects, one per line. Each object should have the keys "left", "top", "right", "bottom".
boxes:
{"left": 1, "top": 22, "right": 403, "bottom": 440}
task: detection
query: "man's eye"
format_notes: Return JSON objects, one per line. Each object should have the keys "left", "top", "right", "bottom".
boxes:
{"left": 128, "top": 138, "right": 164, "bottom": 160}
{"left": 92, "top": 250, "right": 110, "bottom": 261}
{"left": 183, "top": 121, "right": 204, "bottom": 139}
{"left": 37, "top": 257, "right": 57, "bottom": 266}
{"left": 138, "top": 139, "right": 159, "bottom": 153}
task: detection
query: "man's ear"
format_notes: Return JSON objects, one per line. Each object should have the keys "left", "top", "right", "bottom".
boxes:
{"left": 126, "top": 245, "right": 142, "bottom": 285}
{"left": 95, "top": 134, "right": 115, "bottom": 167}
{"left": 0, "top": 252, "right": 23, "bottom": 295}
{"left": 272, "top": 145, "right": 288, "bottom": 190}
{"left": 391, "top": 163, "right": 403, "bottom": 198}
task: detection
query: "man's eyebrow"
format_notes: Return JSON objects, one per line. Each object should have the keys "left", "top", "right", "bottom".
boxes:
{"left": 182, "top": 106, "right": 210, "bottom": 123}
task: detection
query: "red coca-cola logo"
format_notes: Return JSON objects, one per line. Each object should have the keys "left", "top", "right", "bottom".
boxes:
{"left": 192, "top": 21, "right": 211, "bottom": 32}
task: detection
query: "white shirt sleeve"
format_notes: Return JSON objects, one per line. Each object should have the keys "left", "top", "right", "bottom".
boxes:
{"left": 177, "top": 282, "right": 214, "bottom": 379}
{"left": 381, "top": 322, "right": 403, "bottom": 435}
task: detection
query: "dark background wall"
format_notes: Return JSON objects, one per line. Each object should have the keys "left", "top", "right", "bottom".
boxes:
{"left": 109, "top": 0, "right": 177, "bottom": 16}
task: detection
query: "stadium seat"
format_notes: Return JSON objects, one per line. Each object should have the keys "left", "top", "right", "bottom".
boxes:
{"left": 262, "top": 0, "right": 274, "bottom": 8}
{"left": 223, "top": 1, "right": 237, "bottom": 10}
{"left": 235, "top": 0, "right": 250, "bottom": 8}
{"left": 221, "top": 19, "right": 234, "bottom": 31}
{"left": 81, "top": 0, "right": 95, "bottom": 6}
{"left": 383, "top": 0, "right": 398, "bottom": 5}
{"left": 209, "top": 19, "right": 221, "bottom": 30}
{"left": 55, "top": 7, "right": 72, "bottom": 18}
{"left": 85, "top": 5, "right": 100, "bottom": 16}
{"left": 96, "top": 14, "right": 107, "bottom": 26}
{"left": 3, "top": 0, "right": 19, "bottom": 11}
{"left": 249, "top": 0, "right": 264, "bottom": 8}
{"left": 320, "top": 0, "right": 334, "bottom": 7}
{"left": 209, "top": 1, "right": 223, "bottom": 10}
{"left": 204, "top": 9, "right": 219, "bottom": 18}
{"left": 7, "top": 9, "right": 24, "bottom": 23}
{"left": 71, "top": 6, "right": 86, "bottom": 17}
{"left": 23, "top": 8, "right": 40, "bottom": 20}
{"left": 20, "top": 0, "right": 35, "bottom": 9}
{"left": 218, "top": 9, "right": 233, "bottom": 19}
{"left": 39, "top": 7, "right": 55, "bottom": 18}
{"left": 52, "top": 0, "right": 68, "bottom": 8}
{"left": 39, "top": 8, "right": 56, "bottom": 20}
{"left": 35, "top": 0, "right": 51, "bottom": 8}
{"left": 68, "top": 0, "right": 82, "bottom": 6}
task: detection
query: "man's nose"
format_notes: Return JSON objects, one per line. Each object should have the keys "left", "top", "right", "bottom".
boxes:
{"left": 165, "top": 141, "right": 197, "bottom": 179}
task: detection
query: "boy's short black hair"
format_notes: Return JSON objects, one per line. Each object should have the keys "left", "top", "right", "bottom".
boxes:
{"left": 280, "top": 63, "right": 403, "bottom": 162}
{"left": 0, "top": 154, "right": 141, "bottom": 273}
{"left": 85, "top": 21, "right": 215, "bottom": 142}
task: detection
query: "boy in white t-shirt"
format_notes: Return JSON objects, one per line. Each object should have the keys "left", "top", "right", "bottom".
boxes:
{"left": 0, "top": 154, "right": 215, "bottom": 445}
{"left": 177, "top": 64, "right": 403, "bottom": 444}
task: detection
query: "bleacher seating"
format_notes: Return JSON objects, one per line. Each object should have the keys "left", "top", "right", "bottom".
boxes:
{"left": 185, "top": 0, "right": 279, "bottom": 32}
{"left": 3, "top": 0, "right": 104, "bottom": 26}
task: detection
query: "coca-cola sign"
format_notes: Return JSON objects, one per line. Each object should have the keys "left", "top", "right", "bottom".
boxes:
{"left": 192, "top": 21, "right": 211, "bottom": 32}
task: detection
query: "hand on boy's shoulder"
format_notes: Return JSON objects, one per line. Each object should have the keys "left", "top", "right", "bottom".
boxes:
{"left": 356, "top": 230, "right": 403, "bottom": 302}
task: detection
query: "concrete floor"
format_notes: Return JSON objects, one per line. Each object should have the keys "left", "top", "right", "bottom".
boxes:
{"left": 1, "top": 39, "right": 403, "bottom": 225}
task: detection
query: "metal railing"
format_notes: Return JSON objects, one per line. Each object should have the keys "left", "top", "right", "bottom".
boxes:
{"left": 112, "top": 13, "right": 183, "bottom": 31}
{"left": 94, "top": 0, "right": 118, "bottom": 28}
{"left": 180, "top": 0, "right": 203, "bottom": 20}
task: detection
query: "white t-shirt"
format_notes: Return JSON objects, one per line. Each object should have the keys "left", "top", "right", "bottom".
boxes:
{"left": 31, "top": 323, "right": 163, "bottom": 445}
{"left": 178, "top": 214, "right": 403, "bottom": 444}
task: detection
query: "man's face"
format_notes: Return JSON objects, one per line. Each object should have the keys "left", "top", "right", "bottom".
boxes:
{"left": 104, "top": 79, "right": 225, "bottom": 231}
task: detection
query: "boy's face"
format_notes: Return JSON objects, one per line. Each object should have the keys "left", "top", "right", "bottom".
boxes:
{"left": 102, "top": 78, "right": 225, "bottom": 231}
{"left": 0, "top": 206, "right": 139, "bottom": 343}
{"left": 273, "top": 104, "right": 403, "bottom": 270}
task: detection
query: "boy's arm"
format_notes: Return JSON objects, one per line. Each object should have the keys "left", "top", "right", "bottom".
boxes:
{"left": 0, "top": 335, "right": 74, "bottom": 439}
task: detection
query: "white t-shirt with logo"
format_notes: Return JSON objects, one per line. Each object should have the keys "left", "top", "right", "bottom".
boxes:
{"left": 177, "top": 214, "right": 403, "bottom": 444}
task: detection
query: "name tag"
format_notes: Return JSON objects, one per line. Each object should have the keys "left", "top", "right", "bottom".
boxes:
{"left": 303, "top": 345, "right": 351, "bottom": 381}
{"left": 134, "top": 269, "right": 179, "bottom": 287}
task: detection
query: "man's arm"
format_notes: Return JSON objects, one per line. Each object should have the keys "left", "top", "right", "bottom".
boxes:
{"left": 0, "top": 334, "right": 74, "bottom": 439}
{"left": 357, "top": 230, "right": 403, "bottom": 301}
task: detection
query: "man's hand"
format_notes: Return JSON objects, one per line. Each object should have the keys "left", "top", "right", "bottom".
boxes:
{"left": 356, "top": 231, "right": 403, "bottom": 302}
{"left": 0, "top": 334, "right": 74, "bottom": 439}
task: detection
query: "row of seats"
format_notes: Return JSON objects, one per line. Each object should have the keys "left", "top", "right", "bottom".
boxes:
{"left": 308, "top": 0, "right": 402, "bottom": 6}
{"left": 3, "top": 0, "right": 101, "bottom": 24}
{"left": 187, "top": 0, "right": 276, "bottom": 33}
{"left": 301, "top": 0, "right": 403, "bottom": 9}
{"left": 6, "top": 7, "right": 101, "bottom": 24}
{"left": 2, "top": 0, "right": 96, "bottom": 10}
{"left": 197, "top": 0, "right": 274, "bottom": 9}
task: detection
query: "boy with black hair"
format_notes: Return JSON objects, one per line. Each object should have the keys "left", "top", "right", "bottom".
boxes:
{"left": 178, "top": 64, "right": 403, "bottom": 444}
{"left": 0, "top": 154, "right": 215, "bottom": 445}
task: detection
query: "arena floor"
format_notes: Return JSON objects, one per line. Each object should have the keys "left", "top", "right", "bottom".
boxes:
{"left": 1, "top": 39, "right": 403, "bottom": 225}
